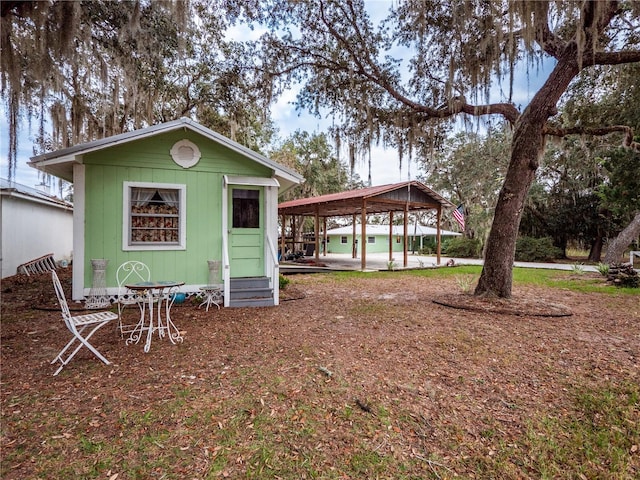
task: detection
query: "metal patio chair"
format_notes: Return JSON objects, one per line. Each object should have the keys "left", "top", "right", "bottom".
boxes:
{"left": 115, "top": 261, "right": 153, "bottom": 336}
{"left": 199, "top": 260, "right": 223, "bottom": 311}
{"left": 50, "top": 270, "right": 118, "bottom": 376}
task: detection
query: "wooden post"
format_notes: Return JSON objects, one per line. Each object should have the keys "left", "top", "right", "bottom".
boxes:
{"left": 403, "top": 203, "right": 408, "bottom": 267}
{"left": 352, "top": 214, "right": 357, "bottom": 258}
{"left": 291, "top": 216, "right": 296, "bottom": 254}
{"left": 280, "top": 214, "right": 286, "bottom": 262}
{"left": 323, "top": 217, "right": 327, "bottom": 256}
{"left": 436, "top": 207, "right": 442, "bottom": 265}
{"left": 314, "top": 205, "right": 320, "bottom": 262}
{"left": 361, "top": 200, "right": 367, "bottom": 270}
{"left": 388, "top": 211, "right": 394, "bottom": 262}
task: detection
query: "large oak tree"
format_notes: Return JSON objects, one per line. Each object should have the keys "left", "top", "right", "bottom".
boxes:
{"left": 250, "top": 0, "right": 640, "bottom": 297}
{"left": 1, "top": 0, "right": 275, "bottom": 183}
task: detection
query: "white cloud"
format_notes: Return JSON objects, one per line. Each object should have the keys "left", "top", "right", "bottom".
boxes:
{"left": 226, "top": 23, "right": 266, "bottom": 42}
{"left": 345, "top": 144, "right": 419, "bottom": 186}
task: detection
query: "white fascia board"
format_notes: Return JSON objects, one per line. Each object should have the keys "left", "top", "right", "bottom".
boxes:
{"left": 223, "top": 175, "right": 280, "bottom": 187}
{"left": 275, "top": 169, "right": 303, "bottom": 185}
{"left": 28, "top": 120, "right": 184, "bottom": 163}
{"left": 28, "top": 153, "right": 79, "bottom": 169}
{"left": 1, "top": 191, "right": 73, "bottom": 211}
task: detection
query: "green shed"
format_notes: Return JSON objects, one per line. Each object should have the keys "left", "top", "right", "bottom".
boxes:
{"left": 29, "top": 118, "right": 303, "bottom": 307}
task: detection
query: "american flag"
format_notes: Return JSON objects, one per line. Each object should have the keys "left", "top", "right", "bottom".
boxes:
{"left": 452, "top": 204, "right": 465, "bottom": 230}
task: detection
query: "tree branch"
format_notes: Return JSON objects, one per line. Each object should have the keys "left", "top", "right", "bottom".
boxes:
{"left": 591, "top": 50, "right": 640, "bottom": 66}
{"left": 460, "top": 102, "right": 520, "bottom": 124}
{"left": 533, "top": 1, "right": 566, "bottom": 58}
{"left": 544, "top": 124, "right": 640, "bottom": 152}
{"left": 316, "top": 2, "right": 522, "bottom": 125}
{"left": 576, "top": 0, "right": 627, "bottom": 67}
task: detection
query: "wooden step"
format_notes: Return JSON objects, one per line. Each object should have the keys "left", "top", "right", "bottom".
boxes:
{"left": 228, "top": 277, "right": 274, "bottom": 308}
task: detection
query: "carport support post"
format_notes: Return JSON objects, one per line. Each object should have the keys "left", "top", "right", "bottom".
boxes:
{"left": 314, "top": 205, "right": 320, "bottom": 262}
{"left": 361, "top": 199, "right": 367, "bottom": 270}
{"left": 388, "top": 212, "right": 394, "bottom": 262}
{"left": 352, "top": 215, "right": 357, "bottom": 258}
{"left": 403, "top": 203, "right": 409, "bottom": 267}
{"left": 280, "top": 214, "right": 286, "bottom": 261}
{"left": 291, "top": 216, "right": 296, "bottom": 254}
{"left": 436, "top": 207, "right": 442, "bottom": 265}
{"left": 323, "top": 217, "right": 327, "bottom": 256}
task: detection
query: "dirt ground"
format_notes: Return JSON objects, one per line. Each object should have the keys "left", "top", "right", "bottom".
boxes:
{"left": 1, "top": 268, "right": 638, "bottom": 478}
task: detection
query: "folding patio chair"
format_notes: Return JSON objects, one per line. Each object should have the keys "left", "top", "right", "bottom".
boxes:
{"left": 115, "top": 261, "right": 152, "bottom": 336}
{"left": 50, "top": 270, "right": 118, "bottom": 376}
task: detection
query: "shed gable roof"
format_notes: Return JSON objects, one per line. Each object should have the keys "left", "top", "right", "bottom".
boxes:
{"left": 28, "top": 118, "right": 303, "bottom": 190}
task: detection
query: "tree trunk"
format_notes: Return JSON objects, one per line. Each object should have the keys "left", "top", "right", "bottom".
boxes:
{"left": 603, "top": 212, "right": 640, "bottom": 264}
{"left": 588, "top": 232, "right": 604, "bottom": 262}
{"left": 475, "top": 54, "right": 580, "bottom": 298}
{"left": 554, "top": 235, "right": 568, "bottom": 259}
{"left": 474, "top": 125, "right": 541, "bottom": 297}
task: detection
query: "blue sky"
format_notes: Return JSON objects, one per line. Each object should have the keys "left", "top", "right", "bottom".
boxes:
{"left": 2, "top": 1, "right": 552, "bottom": 190}
{"left": 0, "top": 111, "right": 42, "bottom": 188}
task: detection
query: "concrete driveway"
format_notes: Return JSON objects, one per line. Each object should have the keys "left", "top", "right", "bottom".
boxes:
{"left": 283, "top": 251, "right": 600, "bottom": 273}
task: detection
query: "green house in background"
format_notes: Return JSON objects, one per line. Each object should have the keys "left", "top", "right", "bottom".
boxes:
{"left": 325, "top": 224, "right": 461, "bottom": 255}
{"left": 29, "top": 118, "right": 303, "bottom": 307}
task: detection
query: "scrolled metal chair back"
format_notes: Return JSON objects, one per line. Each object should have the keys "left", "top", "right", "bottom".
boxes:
{"left": 52, "top": 270, "right": 72, "bottom": 325}
{"left": 117, "top": 261, "right": 151, "bottom": 289}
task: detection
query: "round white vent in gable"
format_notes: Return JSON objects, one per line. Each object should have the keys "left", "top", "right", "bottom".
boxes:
{"left": 170, "top": 139, "right": 201, "bottom": 168}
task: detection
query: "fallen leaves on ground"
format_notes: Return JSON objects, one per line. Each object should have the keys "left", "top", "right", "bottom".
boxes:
{"left": 1, "top": 268, "right": 638, "bottom": 479}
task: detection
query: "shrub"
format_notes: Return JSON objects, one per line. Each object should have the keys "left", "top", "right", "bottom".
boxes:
{"left": 455, "top": 274, "right": 476, "bottom": 293}
{"left": 416, "top": 238, "right": 436, "bottom": 255}
{"left": 596, "top": 262, "right": 609, "bottom": 276}
{"left": 279, "top": 274, "right": 290, "bottom": 290}
{"left": 571, "top": 263, "right": 586, "bottom": 275}
{"left": 443, "top": 237, "right": 482, "bottom": 258}
{"left": 515, "top": 236, "right": 563, "bottom": 262}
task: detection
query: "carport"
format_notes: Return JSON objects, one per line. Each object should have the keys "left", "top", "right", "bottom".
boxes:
{"left": 278, "top": 181, "right": 455, "bottom": 270}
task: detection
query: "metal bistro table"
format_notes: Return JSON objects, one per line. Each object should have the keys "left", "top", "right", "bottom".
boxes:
{"left": 124, "top": 280, "right": 185, "bottom": 353}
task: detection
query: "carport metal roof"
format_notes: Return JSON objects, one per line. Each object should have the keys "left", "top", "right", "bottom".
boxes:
{"left": 278, "top": 181, "right": 453, "bottom": 217}
{"left": 278, "top": 181, "right": 456, "bottom": 269}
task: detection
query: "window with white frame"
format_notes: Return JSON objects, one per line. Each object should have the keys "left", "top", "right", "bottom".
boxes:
{"left": 341, "top": 236, "right": 348, "bottom": 244}
{"left": 367, "top": 236, "right": 375, "bottom": 244}
{"left": 123, "top": 182, "right": 186, "bottom": 250}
